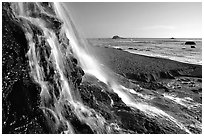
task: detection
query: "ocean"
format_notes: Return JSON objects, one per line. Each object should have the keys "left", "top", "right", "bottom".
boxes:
{"left": 88, "top": 38, "right": 202, "bottom": 65}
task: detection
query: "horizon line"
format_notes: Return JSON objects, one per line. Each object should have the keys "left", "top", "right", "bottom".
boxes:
{"left": 86, "top": 37, "right": 202, "bottom": 39}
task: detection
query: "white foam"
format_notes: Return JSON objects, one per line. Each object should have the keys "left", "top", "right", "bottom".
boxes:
{"left": 111, "top": 85, "right": 191, "bottom": 134}
{"left": 125, "top": 49, "right": 202, "bottom": 65}
{"left": 120, "top": 86, "right": 154, "bottom": 100}
{"left": 163, "top": 93, "right": 201, "bottom": 110}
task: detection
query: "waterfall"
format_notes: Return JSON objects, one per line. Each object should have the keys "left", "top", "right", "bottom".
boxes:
{"left": 10, "top": 2, "right": 111, "bottom": 133}
{"left": 53, "top": 3, "right": 191, "bottom": 134}
{"left": 9, "top": 2, "right": 192, "bottom": 134}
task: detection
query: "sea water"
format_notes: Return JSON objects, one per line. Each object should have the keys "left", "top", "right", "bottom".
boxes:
{"left": 88, "top": 38, "right": 202, "bottom": 65}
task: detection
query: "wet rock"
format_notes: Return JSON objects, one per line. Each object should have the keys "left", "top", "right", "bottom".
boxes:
{"left": 69, "top": 56, "right": 85, "bottom": 86}
{"left": 70, "top": 117, "right": 94, "bottom": 134}
{"left": 115, "top": 110, "right": 165, "bottom": 133}
{"left": 125, "top": 73, "right": 151, "bottom": 82}
{"left": 185, "top": 41, "right": 196, "bottom": 45}
{"left": 78, "top": 85, "right": 95, "bottom": 107}
{"left": 160, "top": 71, "right": 175, "bottom": 79}
{"left": 116, "top": 48, "right": 123, "bottom": 50}
{"left": 125, "top": 70, "right": 181, "bottom": 83}
{"left": 197, "top": 79, "right": 202, "bottom": 82}
{"left": 178, "top": 78, "right": 191, "bottom": 82}
{"left": 2, "top": 3, "right": 49, "bottom": 133}
{"left": 128, "top": 47, "right": 133, "bottom": 50}
{"left": 39, "top": 2, "right": 56, "bottom": 16}
{"left": 2, "top": 2, "right": 86, "bottom": 134}
{"left": 191, "top": 88, "right": 202, "bottom": 93}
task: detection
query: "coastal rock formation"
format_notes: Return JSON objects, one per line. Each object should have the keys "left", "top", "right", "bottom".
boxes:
{"left": 112, "top": 35, "right": 125, "bottom": 39}
{"left": 2, "top": 2, "right": 85, "bottom": 133}
{"left": 3, "top": 3, "right": 46, "bottom": 133}
{"left": 185, "top": 41, "right": 196, "bottom": 45}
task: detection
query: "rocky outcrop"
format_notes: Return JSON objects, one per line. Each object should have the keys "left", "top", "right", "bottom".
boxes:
{"left": 185, "top": 41, "right": 196, "bottom": 45}
{"left": 79, "top": 76, "right": 187, "bottom": 134}
{"left": 125, "top": 70, "right": 180, "bottom": 83}
{"left": 2, "top": 3, "right": 85, "bottom": 133}
{"left": 112, "top": 35, "right": 125, "bottom": 39}
{"left": 2, "top": 3, "right": 47, "bottom": 133}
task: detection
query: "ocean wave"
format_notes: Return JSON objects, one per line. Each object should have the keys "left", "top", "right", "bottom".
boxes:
{"left": 125, "top": 49, "right": 202, "bottom": 65}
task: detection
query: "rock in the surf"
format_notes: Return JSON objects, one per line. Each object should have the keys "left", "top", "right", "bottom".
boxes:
{"left": 185, "top": 41, "right": 196, "bottom": 45}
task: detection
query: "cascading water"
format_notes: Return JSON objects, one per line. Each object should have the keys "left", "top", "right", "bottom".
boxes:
{"left": 10, "top": 2, "right": 111, "bottom": 133}
{"left": 7, "top": 2, "right": 194, "bottom": 134}
{"left": 54, "top": 2, "right": 109, "bottom": 84}
{"left": 53, "top": 3, "right": 192, "bottom": 134}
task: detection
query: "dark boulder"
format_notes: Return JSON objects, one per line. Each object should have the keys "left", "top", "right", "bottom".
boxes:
{"left": 114, "top": 47, "right": 122, "bottom": 50}
{"left": 185, "top": 41, "right": 196, "bottom": 45}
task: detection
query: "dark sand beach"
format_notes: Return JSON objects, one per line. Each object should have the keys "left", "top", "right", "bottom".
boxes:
{"left": 92, "top": 46, "right": 201, "bottom": 82}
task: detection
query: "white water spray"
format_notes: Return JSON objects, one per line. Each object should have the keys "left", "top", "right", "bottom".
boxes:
{"left": 54, "top": 3, "right": 108, "bottom": 84}
{"left": 11, "top": 2, "right": 112, "bottom": 133}
{"left": 54, "top": 2, "right": 192, "bottom": 134}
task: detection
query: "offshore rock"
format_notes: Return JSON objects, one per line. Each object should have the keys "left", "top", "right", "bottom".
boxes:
{"left": 185, "top": 41, "right": 196, "bottom": 45}
{"left": 112, "top": 35, "right": 126, "bottom": 39}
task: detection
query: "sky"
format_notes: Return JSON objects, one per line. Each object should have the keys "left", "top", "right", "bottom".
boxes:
{"left": 65, "top": 2, "right": 202, "bottom": 38}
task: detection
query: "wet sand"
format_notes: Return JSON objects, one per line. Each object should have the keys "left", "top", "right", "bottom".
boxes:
{"left": 91, "top": 46, "right": 201, "bottom": 82}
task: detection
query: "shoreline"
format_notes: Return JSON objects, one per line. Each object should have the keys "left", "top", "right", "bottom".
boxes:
{"left": 124, "top": 49, "right": 202, "bottom": 66}
{"left": 91, "top": 46, "right": 202, "bottom": 82}
{"left": 104, "top": 45, "right": 202, "bottom": 66}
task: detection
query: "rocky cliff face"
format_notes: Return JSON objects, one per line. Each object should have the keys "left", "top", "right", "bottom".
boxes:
{"left": 2, "top": 2, "right": 84, "bottom": 133}
{"left": 2, "top": 2, "right": 46, "bottom": 133}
